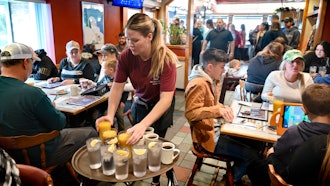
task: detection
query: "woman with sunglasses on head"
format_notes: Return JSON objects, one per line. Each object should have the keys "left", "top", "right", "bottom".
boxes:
{"left": 261, "top": 49, "right": 313, "bottom": 103}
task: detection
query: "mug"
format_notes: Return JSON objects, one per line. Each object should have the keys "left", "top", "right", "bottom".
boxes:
{"left": 161, "top": 142, "right": 180, "bottom": 164}
{"left": 144, "top": 133, "right": 159, "bottom": 145}
{"left": 70, "top": 85, "right": 79, "bottom": 96}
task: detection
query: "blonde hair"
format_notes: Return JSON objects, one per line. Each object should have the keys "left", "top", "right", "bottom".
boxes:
{"left": 125, "top": 13, "right": 177, "bottom": 78}
{"left": 103, "top": 59, "right": 117, "bottom": 70}
{"left": 258, "top": 41, "right": 284, "bottom": 60}
{"left": 229, "top": 59, "right": 240, "bottom": 68}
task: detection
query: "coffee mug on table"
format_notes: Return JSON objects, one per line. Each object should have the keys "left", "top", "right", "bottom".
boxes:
{"left": 70, "top": 85, "right": 79, "bottom": 96}
{"left": 161, "top": 142, "right": 180, "bottom": 164}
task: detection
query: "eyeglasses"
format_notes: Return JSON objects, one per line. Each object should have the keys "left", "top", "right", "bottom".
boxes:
{"left": 1, "top": 51, "right": 11, "bottom": 57}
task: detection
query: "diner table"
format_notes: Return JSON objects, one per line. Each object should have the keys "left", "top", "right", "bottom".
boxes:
{"left": 220, "top": 100, "right": 281, "bottom": 143}
{"left": 71, "top": 137, "right": 179, "bottom": 184}
{"left": 25, "top": 78, "right": 109, "bottom": 115}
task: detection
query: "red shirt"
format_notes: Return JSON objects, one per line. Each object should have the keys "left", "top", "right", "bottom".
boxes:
{"left": 115, "top": 49, "right": 176, "bottom": 103}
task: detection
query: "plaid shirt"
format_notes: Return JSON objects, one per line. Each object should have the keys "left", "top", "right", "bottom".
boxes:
{"left": 0, "top": 148, "right": 20, "bottom": 186}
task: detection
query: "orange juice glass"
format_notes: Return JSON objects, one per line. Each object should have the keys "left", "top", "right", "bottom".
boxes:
{"left": 118, "top": 131, "right": 132, "bottom": 157}
{"left": 98, "top": 121, "right": 111, "bottom": 140}
{"left": 102, "top": 129, "right": 117, "bottom": 145}
{"left": 271, "top": 98, "right": 283, "bottom": 126}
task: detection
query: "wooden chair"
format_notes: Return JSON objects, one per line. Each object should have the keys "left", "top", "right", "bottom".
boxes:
{"left": 188, "top": 143, "right": 235, "bottom": 186}
{"left": 0, "top": 130, "right": 79, "bottom": 184}
{"left": 268, "top": 164, "right": 293, "bottom": 186}
{"left": 17, "top": 164, "right": 53, "bottom": 186}
{"left": 219, "top": 76, "right": 240, "bottom": 104}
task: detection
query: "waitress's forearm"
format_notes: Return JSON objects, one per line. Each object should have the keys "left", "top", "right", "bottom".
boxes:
{"left": 107, "top": 82, "right": 125, "bottom": 118}
{"left": 139, "top": 91, "right": 174, "bottom": 127}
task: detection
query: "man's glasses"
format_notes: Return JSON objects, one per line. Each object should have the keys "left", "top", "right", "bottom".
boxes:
{"left": 1, "top": 51, "right": 11, "bottom": 57}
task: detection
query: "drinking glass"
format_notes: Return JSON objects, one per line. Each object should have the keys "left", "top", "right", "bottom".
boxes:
{"left": 114, "top": 147, "right": 130, "bottom": 180}
{"left": 86, "top": 137, "right": 102, "bottom": 169}
{"left": 309, "top": 66, "right": 317, "bottom": 74}
{"left": 102, "top": 129, "right": 117, "bottom": 145}
{"left": 147, "top": 141, "right": 162, "bottom": 172}
{"left": 132, "top": 144, "right": 147, "bottom": 177}
{"left": 319, "top": 66, "right": 327, "bottom": 77}
{"left": 98, "top": 121, "right": 111, "bottom": 141}
{"left": 117, "top": 131, "right": 132, "bottom": 157}
{"left": 101, "top": 145, "right": 116, "bottom": 176}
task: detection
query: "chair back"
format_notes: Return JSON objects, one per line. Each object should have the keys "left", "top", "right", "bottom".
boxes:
{"left": 0, "top": 130, "right": 59, "bottom": 169}
{"left": 17, "top": 164, "right": 53, "bottom": 186}
{"left": 268, "top": 164, "right": 293, "bottom": 186}
{"left": 219, "top": 76, "right": 240, "bottom": 103}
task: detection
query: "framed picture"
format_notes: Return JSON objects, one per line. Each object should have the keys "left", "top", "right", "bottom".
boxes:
{"left": 81, "top": 2, "right": 104, "bottom": 49}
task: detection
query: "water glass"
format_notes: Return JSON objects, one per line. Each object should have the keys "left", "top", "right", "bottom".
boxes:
{"left": 319, "top": 66, "right": 327, "bottom": 77}
{"left": 309, "top": 66, "right": 317, "bottom": 74}
{"left": 101, "top": 145, "right": 115, "bottom": 176}
{"left": 86, "top": 137, "right": 102, "bottom": 169}
{"left": 147, "top": 141, "right": 162, "bottom": 172}
{"left": 132, "top": 144, "right": 147, "bottom": 177}
{"left": 114, "top": 147, "right": 130, "bottom": 180}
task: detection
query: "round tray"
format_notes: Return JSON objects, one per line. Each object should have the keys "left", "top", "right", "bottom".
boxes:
{"left": 71, "top": 141, "right": 179, "bottom": 182}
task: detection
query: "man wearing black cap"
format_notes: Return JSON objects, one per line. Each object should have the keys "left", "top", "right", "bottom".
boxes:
{"left": 283, "top": 17, "right": 300, "bottom": 49}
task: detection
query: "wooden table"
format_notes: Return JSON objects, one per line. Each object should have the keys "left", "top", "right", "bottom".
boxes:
{"left": 71, "top": 139, "right": 179, "bottom": 183}
{"left": 220, "top": 100, "right": 280, "bottom": 143}
{"left": 27, "top": 79, "right": 109, "bottom": 115}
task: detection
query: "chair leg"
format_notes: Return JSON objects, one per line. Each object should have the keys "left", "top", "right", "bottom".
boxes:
{"left": 226, "top": 161, "right": 235, "bottom": 186}
{"left": 188, "top": 157, "right": 203, "bottom": 186}
{"left": 66, "top": 162, "right": 80, "bottom": 184}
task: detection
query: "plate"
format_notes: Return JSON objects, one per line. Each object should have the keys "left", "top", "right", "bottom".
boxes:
{"left": 56, "top": 89, "right": 68, "bottom": 95}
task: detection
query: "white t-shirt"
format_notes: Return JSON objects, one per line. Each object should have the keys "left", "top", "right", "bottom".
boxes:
{"left": 261, "top": 71, "right": 314, "bottom": 103}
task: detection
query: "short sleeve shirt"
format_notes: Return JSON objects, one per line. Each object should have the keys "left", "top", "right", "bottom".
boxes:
{"left": 115, "top": 49, "right": 176, "bottom": 103}
{"left": 206, "top": 29, "right": 233, "bottom": 52}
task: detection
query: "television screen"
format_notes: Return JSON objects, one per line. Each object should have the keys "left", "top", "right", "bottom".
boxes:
{"left": 112, "top": 0, "right": 144, "bottom": 9}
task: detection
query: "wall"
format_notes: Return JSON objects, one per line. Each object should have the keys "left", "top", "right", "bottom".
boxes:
{"left": 46, "top": 0, "right": 122, "bottom": 63}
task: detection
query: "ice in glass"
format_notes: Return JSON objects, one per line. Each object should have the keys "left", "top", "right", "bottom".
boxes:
{"left": 86, "top": 137, "right": 102, "bottom": 169}
{"left": 147, "top": 141, "right": 162, "bottom": 172}
{"left": 114, "top": 148, "right": 130, "bottom": 180}
{"left": 101, "top": 144, "right": 116, "bottom": 176}
{"left": 132, "top": 144, "right": 147, "bottom": 177}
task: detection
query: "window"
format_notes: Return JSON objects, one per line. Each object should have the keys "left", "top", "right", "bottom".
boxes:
{"left": 0, "top": 0, "right": 52, "bottom": 59}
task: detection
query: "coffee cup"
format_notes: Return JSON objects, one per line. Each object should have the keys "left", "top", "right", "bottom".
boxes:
{"left": 70, "top": 85, "right": 79, "bottom": 96}
{"left": 144, "top": 133, "right": 159, "bottom": 145}
{"left": 144, "top": 127, "right": 154, "bottom": 135}
{"left": 161, "top": 142, "right": 180, "bottom": 164}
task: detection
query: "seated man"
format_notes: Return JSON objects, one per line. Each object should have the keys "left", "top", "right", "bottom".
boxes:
{"left": 32, "top": 49, "right": 59, "bottom": 80}
{"left": 0, "top": 43, "right": 97, "bottom": 167}
{"left": 185, "top": 48, "right": 260, "bottom": 185}
{"left": 247, "top": 83, "right": 330, "bottom": 186}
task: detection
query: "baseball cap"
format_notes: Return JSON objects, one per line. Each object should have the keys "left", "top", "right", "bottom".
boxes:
{"left": 283, "top": 17, "right": 294, "bottom": 22}
{"left": 0, "top": 43, "right": 41, "bottom": 61}
{"left": 66, "top": 40, "right": 80, "bottom": 52}
{"left": 283, "top": 49, "right": 304, "bottom": 62}
{"left": 96, "top": 44, "right": 118, "bottom": 55}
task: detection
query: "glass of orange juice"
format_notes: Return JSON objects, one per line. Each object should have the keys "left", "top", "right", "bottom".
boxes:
{"left": 98, "top": 121, "right": 111, "bottom": 140}
{"left": 102, "top": 129, "right": 117, "bottom": 145}
{"left": 117, "top": 131, "right": 132, "bottom": 157}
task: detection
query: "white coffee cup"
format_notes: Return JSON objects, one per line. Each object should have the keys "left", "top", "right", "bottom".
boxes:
{"left": 144, "top": 127, "right": 154, "bottom": 135}
{"left": 144, "top": 133, "right": 159, "bottom": 145}
{"left": 161, "top": 142, "right": 180, "bottom": 164}
{"left": 70, "top": 85, "right": 79, "bottom": 96}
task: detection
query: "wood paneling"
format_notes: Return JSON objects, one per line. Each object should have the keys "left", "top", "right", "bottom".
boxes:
{"left": 46, "top": 0, "right": 122, "bottom": 63}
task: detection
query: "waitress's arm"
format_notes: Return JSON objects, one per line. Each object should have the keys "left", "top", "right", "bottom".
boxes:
{"left": 127, "top": 91, "right": 174, "bottom": 144}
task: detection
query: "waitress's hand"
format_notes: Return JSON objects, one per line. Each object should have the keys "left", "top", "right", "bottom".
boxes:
{"left": 95, "top": 115, "right": 113, "bottom": 132}
{"left": 126, "top": 123, "right": 148, "bottom": 144}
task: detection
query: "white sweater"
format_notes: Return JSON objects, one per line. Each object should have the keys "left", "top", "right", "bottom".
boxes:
{"left": 261, "top": 71, "right": 314, "bottom": 103}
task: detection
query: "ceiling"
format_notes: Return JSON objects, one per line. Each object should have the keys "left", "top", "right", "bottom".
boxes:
{"left": 216, "top": 0, "right": 305, "bottom": 3}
